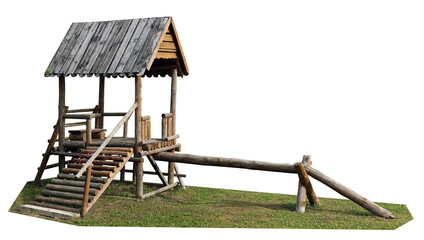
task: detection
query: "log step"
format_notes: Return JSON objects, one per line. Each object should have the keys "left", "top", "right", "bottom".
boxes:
{"left": 42, "top": 189, "right": 93, "bottom": 201}
{"left": 85, "top": 146, "right": 133, "bottom": 152}
{"left": 29, "top": 201, "right": 80, "bottom": 213}
{"left": 62, "top": 168, "right": 113, "bottom": 178}
{"left": 57, "top": 173, "right": 107, "bottom": 184}
{"left": 67, "top": 163, "right": 116, "bottom": 172}
{"left": 75, "top": 154, "right": 125, "bottom": 161}
{"left": 51, "top": 178, "right": 103, "bottom": 190}
{"left": 46, "top": 184, "right": 98, "bottom": 195}
{"left": 19, "top": 204, "right": 78, "bottom": 220}
{"left": 35, "top": 195, "right": 83, "bottom": 208}
{"left": 79, "top": 149, "right": 131, "bottom": 157}
{"left": 71, "top": 158, "right": 121, "bottom": 167}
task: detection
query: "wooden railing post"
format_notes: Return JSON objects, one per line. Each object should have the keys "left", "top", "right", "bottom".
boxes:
{"left": 81, "top": 164, "right": 92, "bottom": 217}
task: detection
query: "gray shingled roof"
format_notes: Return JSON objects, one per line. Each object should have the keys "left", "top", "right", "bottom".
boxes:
{"left": 45, "top": 17, "right": 173, "bottom": 78}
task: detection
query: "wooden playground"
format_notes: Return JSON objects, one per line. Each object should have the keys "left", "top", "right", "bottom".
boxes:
{"left": 20, "top": 17, "right": 394, "bottom": 220}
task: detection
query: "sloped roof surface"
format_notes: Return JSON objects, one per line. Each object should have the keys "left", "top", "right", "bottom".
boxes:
{"left": 45, "top": 17, "right": 173, "bottom": 78}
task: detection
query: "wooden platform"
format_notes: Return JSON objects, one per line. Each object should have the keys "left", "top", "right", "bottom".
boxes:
{"left": 64, "top": 137, "right": 178, "bottom": 149}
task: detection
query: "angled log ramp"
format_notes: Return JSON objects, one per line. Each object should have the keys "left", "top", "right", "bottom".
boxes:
{"left": 22, "top": 146, "right": 133, "bottom": 220}
{"left": 153, "top": 152, "right": 394, "bottom": 219}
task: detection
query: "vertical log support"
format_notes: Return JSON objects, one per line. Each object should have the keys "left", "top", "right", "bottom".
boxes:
{"left": 294, "top": 161, "right": 320, "bottom": 207}
{"left": 135, "top": 76, "right": 143, "bottom": 198}
{"left": 86, "top": 119, "right": 92, "bottom": 145}
{"left": 295, "top": 155, "right": 312, "bottom": 212}
{"left": 81, "top": 164, "right": 92, "bottom": 217}
{"left": 96, "top": 76, "right": 105, "bottom": 129}
{"left": 58, "top": 76, "right": 66, "bottom": 172}
{"left": 168, "top": 68, "right": 178, "bottom": 184}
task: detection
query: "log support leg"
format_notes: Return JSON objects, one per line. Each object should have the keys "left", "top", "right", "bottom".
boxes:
{"left": 295, "top": 155, "right": 313, "bottom": 212}
{"left": 294, "top": 160, "right": 320, "bottom": 209}
{"left": 135, "top": 160, "right": 143, "bottom": 198}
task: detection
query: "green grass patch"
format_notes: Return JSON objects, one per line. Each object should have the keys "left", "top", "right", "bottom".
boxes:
{"left": 10, "top": 179, "right": 412, "bottom": 229}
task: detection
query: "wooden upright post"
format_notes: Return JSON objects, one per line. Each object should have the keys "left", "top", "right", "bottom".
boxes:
{"left": 296, "top": 155, "right": 312, "bottom": 212}
{"left": 294, "top": 162, "right": 320, "bottom": 207}
{"left": 96, "top": 76, "right": 105, "bottom": 129}
{"left": 135, "top": 76, "right": 143, "bottom": 198}
{"left": 58, "top": 76, "right": 66, "bottom": 172}
{"left": 168, "top": 68, "right": 177, "bottom": 184}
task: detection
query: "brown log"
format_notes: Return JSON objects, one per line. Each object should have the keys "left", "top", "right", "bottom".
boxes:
{"left": 143, "top": 182, "right": 178, "bottom": 199}
{"left": 161, "top": 113, "right": 173, "bottom": 118}
{"left": 164, "top": 134, "right": 179, "bottom": 141}
{"left": 46, "top": 184, "right": 98, "bottom": 195}
{"left": 85, "top": 146, "right": 133, "bottom": 152}
{"left": 174, "top": 163, "right": 186, "bottom": 189}
{"left": 146, "top": 155, "right": 168, "bottom": 186}
{"left": 67, "top": 163, "right": 116, "bottom": 172}
{"left": 136, "top": 161, "right": 143, "bottom": 198}
{"left": 304, "top": 165, "right": 394, "bottom": 219}
{"left": 141, "top": 115, "right": 150, "bottom": 121}
{"left": 71, "top": 158, "right": 121, "bottom": 167}
{"left": 81, "top": 164, "right": 92, "bottom": 217}
{"left": 162, "top": 116, "right": 167, "bottom": 139}
{"left": 86, "top": 119, "right": 92, "bottom": 145}
{"left": 120, "top": 165, "right": 125, "bottom": 182}
{"left": 135, "top": 76, "right": 143, "bottom": 198}
{"left": 296, "top": 155, "right": 311, "bottom": 212}
{"left": 51, "top": 178, "right": 102, "bottom": 189}
{"left": 29, "top": 201, "right": 80, "bottom": 213}
{"left": 97, "top": 76, "right": 105, "bottom": 129}
{"left": 58, "top": 76, "right": 66, "bottom": 172}
{"left": 170, "top": 68, "right": 177, "bottom": 135}
{"left": 62, "top": 168, "right": 112, "bottom": 178}
{"left": 153, "top": 152, "right": 296, "bottom": 173}
{"left": 57, "top": 173, "right": 107, "bottom": 184}
{"left": 42, "top": 189, "right": 93, "bottom": 201}
{"left": 35, "top": 196, "right": 82, "bottom": 208}
{"left": 79, "top": 149, "right": 131, "bottom": 156}
{"left": 294, "top": 162, "right": 319, "bottom": 207}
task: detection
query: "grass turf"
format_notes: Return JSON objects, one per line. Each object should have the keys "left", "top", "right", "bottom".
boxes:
{"left": 9, "top": 179, "right": 412, "bottom": 229}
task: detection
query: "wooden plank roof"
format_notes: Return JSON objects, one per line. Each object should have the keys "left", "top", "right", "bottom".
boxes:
{"left": 44, "top": 17, "right": 188, "bottom": 78}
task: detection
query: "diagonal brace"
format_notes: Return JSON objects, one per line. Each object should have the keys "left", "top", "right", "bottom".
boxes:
{"left": 294, "top": 162, "right": 320, "bottom": 207}
{"left": 146, "top": 155, "right": 169, "bottom": 186}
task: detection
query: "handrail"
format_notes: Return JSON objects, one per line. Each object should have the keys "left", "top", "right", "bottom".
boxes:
{"left": 75, "top": 102, "right": 138, "bottom": 178}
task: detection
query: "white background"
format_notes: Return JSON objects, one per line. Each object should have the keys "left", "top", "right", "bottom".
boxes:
{"left": 1, "top": 0, "right": 423, "bottom": 238}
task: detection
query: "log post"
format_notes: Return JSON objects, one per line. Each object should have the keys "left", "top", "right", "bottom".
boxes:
{"left": 294, "top": 162, "right": 320, "bottom": 207}
{"left": 86, "top": 119, "right": 92, "bottom": 145}
{"left": 162, "top": 116, "right": 167, "bottom": 139}
{"left": 168, "top": 68, "right": 177, "bottom": 184}
{"left": 58, "top": 76, "right": 66, "bottom": 172}
{"left": 134, "top": 76, "right": 143, "bottom": 198}
{"left": 96, "top": 76, "right": 105, "bottom": 129}
{"left": 81, "top": 164, "right": 92, "bottom": 217}
{"left": 296, "top": 155, "right": 312, "bottom": 212}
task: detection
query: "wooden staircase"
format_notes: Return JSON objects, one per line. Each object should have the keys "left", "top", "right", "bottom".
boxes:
{"left": 20, "top": 146, "right": 133, "bottom": 219}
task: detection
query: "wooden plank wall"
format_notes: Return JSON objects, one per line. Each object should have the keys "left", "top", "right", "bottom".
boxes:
{"left": 156, "top": 29, "right": 178, "bottom": 59}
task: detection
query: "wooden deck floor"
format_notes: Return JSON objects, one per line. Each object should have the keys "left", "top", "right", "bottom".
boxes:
{"left": 64, "top": 137, "right": 136, "bottom": 149}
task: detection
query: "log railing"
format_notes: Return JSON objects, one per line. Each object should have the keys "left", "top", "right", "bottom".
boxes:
{"left": 141, "top": 115, "right": 151, "bottom": 141}
{"left": 75, "top": 102, "right": 138, "bottom": 179}
{"left": 161, "top": 113, "right": 174, "bottom": 139}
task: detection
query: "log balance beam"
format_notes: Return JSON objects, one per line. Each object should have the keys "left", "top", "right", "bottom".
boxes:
{"left": 153, "top": 152, "right": 394, "bottom": 219}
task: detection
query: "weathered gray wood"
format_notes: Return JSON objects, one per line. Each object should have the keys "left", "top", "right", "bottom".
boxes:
{"left": 164, "top": 134, "right": 179, "bottom": 141}
{"left": 146, "top": 155, "right": 168, "bottom": 186}
{"left": 136, "top": 161, "right": 143, "bottom": 198}
{"left": 67, "top": 22, "right": 100, "bottom": 74}
{"left": 75, "top": 102, "right": 138, "bottom": 178}
{"left": 295, "top": 155, "right": 311, "bottom": 212}
{"left": 170, "top": 68, "right": 177, "bottom": 134}
{"left": 294, "top": 162, "right": 319, "bottom": 206}
{"left": 29, "top": 201, "right": 80, "bottom": 213}
{"left": 66, "top": 108, "right": 96, "bottom": 113}
{"left": 64, "top": 113, "right": 101, "bottom": 119}
{"left": 143, "top": 182, "right": 178, "bottom": 199}
{"left": 304, "top": 166, "right": 394, "bottom": 219}
{"left": 153, "top": 152, "right": 297, "bottom": 173}
{"left": 51, "top": 23, "right": 85, "bottom": 74}
{"left": 107, "top": 19, "right": 140, "bottom": 74}
{"left": 98, "top": 20, "right": 132, "bottom": 74}
{"left": 19, "top": 204, "right": 78, "bottom": 220}
{"left": 60, "top": 22, "right": 94, "bottom": 74}
{"left": 65, "top": 121, "right": 86, "bottom": 127}
{"left": 58, "top": 76, "right": 66, "bottom": 172}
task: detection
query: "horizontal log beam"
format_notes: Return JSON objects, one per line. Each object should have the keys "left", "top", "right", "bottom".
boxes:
{"left": 153, "top": 152, "right": 296, "bottom": 173}
{"left": 143, "top": 182, "right": 178, "bottom": 199}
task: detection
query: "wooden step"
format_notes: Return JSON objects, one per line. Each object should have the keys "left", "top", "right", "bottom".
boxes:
{"left": 79, "top": 149, "right": 131, "bottom": 157}
{"left": 76, "top": 154, "right": 126, "bottom": 161}
{"left": 46, "top": 184, "right": 98, "bottom": 195}
{"left": 19, "top": 204, "right": 78, "bottom": 220}
{"left": 35, "top": 195, "right": 82, "bottom": 208}
{"left": 67, "top": 163, "right": 116, "bottom": 172}
{"left": 51, "top": 178, "right": 103, "bottom": 190}
{"left": 62, "top": 168, "right": 113, "bottom": 178}
{"left": 71, "top": 158, "right": 122, "bottom": 167}
{"left": 42, "top": 189, "right": 93, "bottom": 201}
{"left": 57, "top": 173, "right": 107, "bottom": 184}
{"left": 85, "top": 146, "right": 133, "bottom": 152}
{"left": 29, "top": 201, "right": 80, "bottom": 213}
